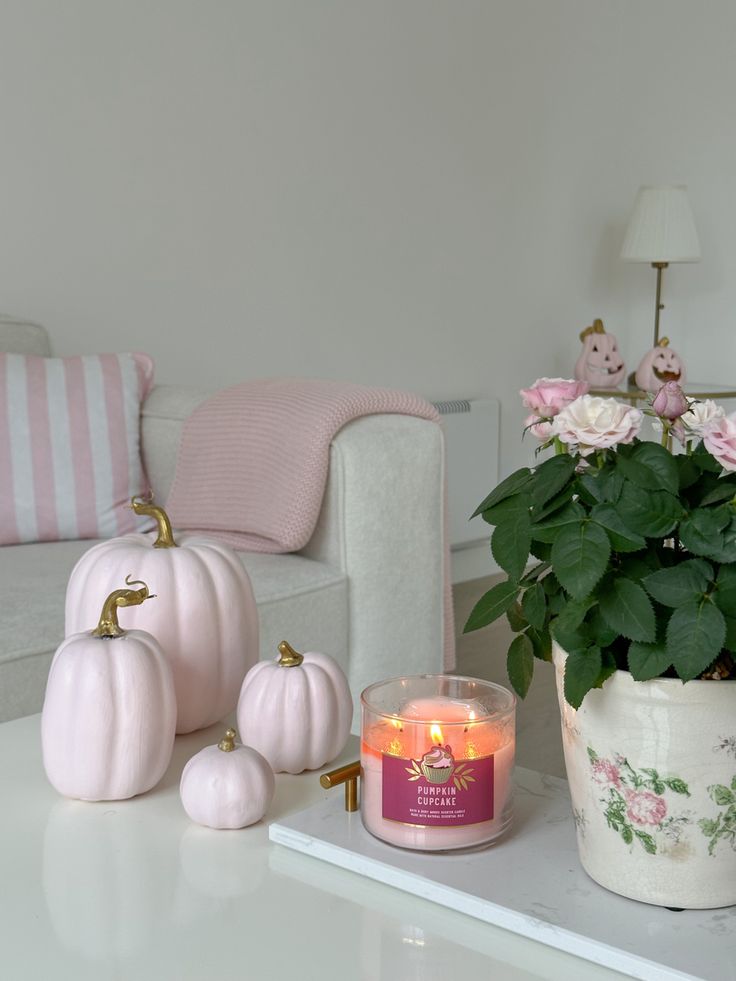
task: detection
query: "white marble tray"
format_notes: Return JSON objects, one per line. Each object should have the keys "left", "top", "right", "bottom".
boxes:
{"left": 269, "top": 767, "right": 736, "bottom": 981}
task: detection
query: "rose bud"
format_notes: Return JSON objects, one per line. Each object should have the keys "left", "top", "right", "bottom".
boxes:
{"left": 652, "top": 381, "right": 688, "bottom": 421}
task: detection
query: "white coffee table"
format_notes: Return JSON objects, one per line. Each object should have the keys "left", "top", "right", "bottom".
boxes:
{"left": 0, "top": 714, "right": 632, "bottom": 981}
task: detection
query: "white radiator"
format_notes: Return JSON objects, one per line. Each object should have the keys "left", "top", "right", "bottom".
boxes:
{"left": 433, "top": 398, "right": 500, "bottom": 549}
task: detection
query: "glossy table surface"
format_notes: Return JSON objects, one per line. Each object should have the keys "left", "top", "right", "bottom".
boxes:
{"left": 0, "top": 715, "right": 631, "bottom": 981}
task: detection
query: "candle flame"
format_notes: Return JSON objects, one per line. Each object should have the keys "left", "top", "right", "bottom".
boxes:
{"left": 430, "top": 723, "right": 443, "bottom": 744}
{"left": 389, "top": 717, "right": 402, "bottom": 730}
{"left": 468, "top": 710, "right": 476, "bottom": 721}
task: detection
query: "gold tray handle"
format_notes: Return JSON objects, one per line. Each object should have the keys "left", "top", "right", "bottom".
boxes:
{"left": 320, "top": 760, "right": 360, "bottom": 812}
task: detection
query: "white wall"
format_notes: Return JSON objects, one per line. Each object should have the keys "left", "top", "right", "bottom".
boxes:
{"left": 1, "top": 0, "right": 735, "bottom": 483}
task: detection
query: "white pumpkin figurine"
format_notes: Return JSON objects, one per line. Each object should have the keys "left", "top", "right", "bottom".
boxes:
{"left": 574, "top": 319, "right": 626, "bottom": 389}
{"left": 635, "top": 337, "right": 687, "bottom": 393}
{"left": 179, "top": 728, "right": 274, "bottom": 830}
{"left": 237, "top": 640, "right": 353, "bottom": 773}
{"left": 42, "top": 577, "right": 176, "bottom": 801}
{"left": 65, "top": 497, "right": 259, "bottom": 735}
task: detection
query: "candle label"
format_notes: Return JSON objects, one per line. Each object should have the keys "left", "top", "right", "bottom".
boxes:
{"left": 382, "top": 744, "right": 494, "bottom": 826}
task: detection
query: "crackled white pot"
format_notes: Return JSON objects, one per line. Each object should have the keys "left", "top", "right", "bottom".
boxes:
{"left": 553, "top": 643, "right": 736, "bottom": 909}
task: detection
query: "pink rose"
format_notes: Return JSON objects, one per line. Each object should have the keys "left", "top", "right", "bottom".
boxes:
{"left": 624, "top": 789, "right": 667, "bottom": 826}
{"left": 702, "top": 414, "right": 736, "bottom": 472}
{"left": 652, "top": 381, "right": 689, "bottom": 421}
{"left": 520, "top": 378, "right": 589, "bottom": 417}
{"left": 524, "top": 413, "right": 554, "bottom": 440}
{"left": 551, "top": 395, "right": 643, "bottom": 456}
{"left": 591, "top": 758, "right": 622, "bottom": 788}
{"left": 680, "top": 399, "right": 725, "bottom": 439}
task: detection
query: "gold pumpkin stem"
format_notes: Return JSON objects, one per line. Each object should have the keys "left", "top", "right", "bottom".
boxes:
{"left": 92, "top": 575, "right": 154, "bottom": 638}
{"left": 218, "top": 728, "right": 237, "bottom": 752}
{"left": 277, "top": 640, "right": 304, "bottom": 667}
{"left": 131, "top": 496, "right": 178, "bottom": 548}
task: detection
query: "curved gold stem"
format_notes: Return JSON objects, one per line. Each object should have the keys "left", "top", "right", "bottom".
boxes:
{"left": 92, "top": 575, "right": 154, "bottom": 638}
{"left": 218, "top": 728, "right": 237, "bottom": 752}
{"left": 131, "top": 496, "right": 177, "bottom": 548}
{"left": 277, "top": 640, "right": 304, "bottom": 667}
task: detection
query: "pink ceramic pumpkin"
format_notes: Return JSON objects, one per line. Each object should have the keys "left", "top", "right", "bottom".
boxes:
{"left": 574, "top": 320, "right": 626, "bottom": 388}
{"left": 237, "top": 640, "right": 353, "bottom": 773}
{"left": 179, "top": 728, "right": 275, "bottom": 829}
{"left": 635, "top": 337, "right": 687, "bottom": 393}
{"left": 42, "top": 579, "right": 176, "bottom": 801}
{"left": 65, "top": 498, "right": 259, "bottom": 734}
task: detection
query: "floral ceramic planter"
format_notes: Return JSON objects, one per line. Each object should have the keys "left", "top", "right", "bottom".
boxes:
{"left": 553, "top": 644, "right": 736, "bottom": 909}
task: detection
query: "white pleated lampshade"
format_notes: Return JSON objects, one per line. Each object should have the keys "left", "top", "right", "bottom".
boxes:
{"left": 621, "top": 185, "right": 701, "bottom": 263}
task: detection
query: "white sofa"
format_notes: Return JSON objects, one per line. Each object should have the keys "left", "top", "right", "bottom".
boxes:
{"left": 0, "top": 319, "right": 448, "bottom": 726}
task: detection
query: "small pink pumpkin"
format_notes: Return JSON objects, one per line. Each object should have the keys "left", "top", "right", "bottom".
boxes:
{"left": 635, "top": 337, "right": 687, "bottom": 393}
{"left": 179, "top": 728, "right": 275, "bottom": 829}
{"left": 237, "top": 640, "right": 353, "bottom": 773}
{"left": 42, "top": 579, "right": 176, "bottom": 801}
{"left": 574, "top": 320, "right": 626, "bottom": 389}
{"left": 65, "top": 498, "right": 259, "bottom": 735}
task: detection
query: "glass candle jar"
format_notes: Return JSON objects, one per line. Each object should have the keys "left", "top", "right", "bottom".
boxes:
{"left": 360, "top": 675, "right": 515, "bottom": 851}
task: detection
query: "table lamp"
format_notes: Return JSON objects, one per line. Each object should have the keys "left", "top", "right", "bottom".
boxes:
{"left": 620, "top": 184, "right": 701, "bottom": 346}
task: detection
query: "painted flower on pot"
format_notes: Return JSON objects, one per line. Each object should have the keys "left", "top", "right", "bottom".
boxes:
{"left": 465, "top": 380, "right": 736, "bottom": 708}
{"left": 624, "top": 789, "right": 668, "bottom": 826}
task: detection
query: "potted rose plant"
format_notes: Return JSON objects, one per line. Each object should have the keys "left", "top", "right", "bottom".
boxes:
{"left": 466, "top": 378, "right": 736, "bottom": 909}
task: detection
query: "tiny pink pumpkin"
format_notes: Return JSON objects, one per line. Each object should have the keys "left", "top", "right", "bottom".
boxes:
{"left": 237, "top": 640, "right": 353, "bottom": 773}
{"left": 65, "top": 498, "right": 259, "bottom": 735}
{"left": 179, "top": 728, "right": 275, "bottom": 830}
{"left": 42, "top": 578, "right": 176, "bottom": 801}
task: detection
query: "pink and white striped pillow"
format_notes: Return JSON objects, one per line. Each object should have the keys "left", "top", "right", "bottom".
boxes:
{"left": 0, "top": 352, "right": 154, "bottom": 545}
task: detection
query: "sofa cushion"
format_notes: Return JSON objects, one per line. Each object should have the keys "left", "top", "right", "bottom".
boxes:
{"left": 0, "top": 539, "right": 348, "bottom": 722}
{"left": 0, "top": 352, "right": 155, "bottom": 545}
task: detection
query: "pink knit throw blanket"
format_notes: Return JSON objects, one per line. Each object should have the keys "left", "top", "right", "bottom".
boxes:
{"left": 165, "top": 378, "right": 455, "bottom": 666}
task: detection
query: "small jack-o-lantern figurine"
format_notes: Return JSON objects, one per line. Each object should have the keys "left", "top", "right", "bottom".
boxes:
{"left": 635, "top": 337, "right": 686, "bottom": 393}
{"left": 574, "top": 319, "right": 626, "bottom": 388}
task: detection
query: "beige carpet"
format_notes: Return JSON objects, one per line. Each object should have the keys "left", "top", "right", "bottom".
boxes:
{"left": 453, "top": 575, "right": 565, "bottom": 779}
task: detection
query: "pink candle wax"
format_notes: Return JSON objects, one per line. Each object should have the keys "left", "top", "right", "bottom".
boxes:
{"left": 360, "top": 678, "right": 515, "bottom": 851}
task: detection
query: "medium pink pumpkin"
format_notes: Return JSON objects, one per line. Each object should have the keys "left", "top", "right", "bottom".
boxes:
{"left": 65, "top": 498, "right": 259, "bottom": 734}
{"left": 635, "top": 337, "right": 687, "bottom": 393}
{"left": 42, "top": 579, "right": 176, "bottom": 801}
{"left": 179, "top": 728, "right": 275, "bottom": 829}
{"left": 574, "top": 320, "right": 626, "bottom": 389}
{"left": 237, "top": 640, "right": 353, "bottom": 773}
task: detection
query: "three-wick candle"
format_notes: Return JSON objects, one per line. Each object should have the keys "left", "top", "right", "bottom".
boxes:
{"left": 360, "top": 675, "right": 515, "bottom": 851}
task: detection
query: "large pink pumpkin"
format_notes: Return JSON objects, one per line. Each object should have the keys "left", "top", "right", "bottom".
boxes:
{"left": 635, "top": 337, "right": 687, "bottom": 393}
{"left": 65, "top": 499, "right": 259, "bottom": 734}
{"left": 574, "top": 320, "right": 626, "bottom": 389}
{"left": 43, "top": 580, "right": 176, "bottom": 801}
{"left": 237, "top": 640, "right": 353, "bottom": 773}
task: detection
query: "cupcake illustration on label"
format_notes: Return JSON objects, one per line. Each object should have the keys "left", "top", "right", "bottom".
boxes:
{"left": 419, "top": 744, "right": 455, "bottom": 784}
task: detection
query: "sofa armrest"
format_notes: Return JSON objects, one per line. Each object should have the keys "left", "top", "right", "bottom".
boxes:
{"left": 301, "top": 414, "right": 446, "bottom": 708}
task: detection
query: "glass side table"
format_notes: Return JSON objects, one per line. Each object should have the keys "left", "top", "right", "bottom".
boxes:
{"left": 589, "top": 383, "right": 736, "bottom": 404}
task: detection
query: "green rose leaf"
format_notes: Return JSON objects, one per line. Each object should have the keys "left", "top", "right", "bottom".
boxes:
{"left": 551, "top": 521, "right": 611, "bottom": 599}
{"left": 526, "top": 626, "right": 552, "bottom": 662}
{"left": 481, "top": 492, "right": 531, "bottom": 527}
{"left": 627, "top": 640, "right": 673, "bottom": 681}
{"left": 472, "top": 468, "right": 534, "bottom": 518}
{"left": 506, "top": 601, "right": 527, "bottom": 633}
{"left": 530, "top": 485, "right": 576, "bottom": 524}
{"left": 678, "top": 507, "right": 731, "bottom": 561}
{"left": 531, "top": 454, "right": 577, "bottom": 508}
{"left": 563, "top": 646, "right": 602, "bottom": 709}
{"left": 491, "top": 511, "right": 532, "bottom": 581}
{"left": 692, "top": 440, "right": 722, "bottom": 473}
{"left": 677, "top": 454, "right": 701, "bottom": 490}
{"left": 599, "top": 578, "right": 656, "bottom": 642}
{"left": 643, "top": 558, "right": 713, "bottom": 608}
{"left": 520, "top": 561, "right": 551, "bottom": 586}
{"left": 590, "top": 502, "right": 646, "bottom": 553}
{"left": 715, "top": 564, "right": 736, "bottom": 616}
{"left": 507, "top": 633, "right": 535, "bottom": 699}
{"left": 615, "top": 484, "right": 684, "bottom": 538}
{"left": 723, "top": 615, "right": 736, "bottom": 652}
{"left": 699, "top": 479, "right": 736, "bottom": 507}
{"left": 667, "top": 599, "right": 727, "bottom": 681}
{"left": 578, "top": 468, "right": 624, "bottom": 505}
{"left": 553, "top": 595, "right": 597, "bottom": 636}
{"left": 521, "top": 582, "right": 547, "bottom": 631}
{"left": 628, "top": 442, "right": 680, "bottom": 495}
{"left": 616, "top": 456, "right": 669, "bottom": 492}
{"left": 530, "top": 501, "right": 586, "bottom": 543}
{"left": 464, "top": 580, "right": 519, "bottom": 633}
